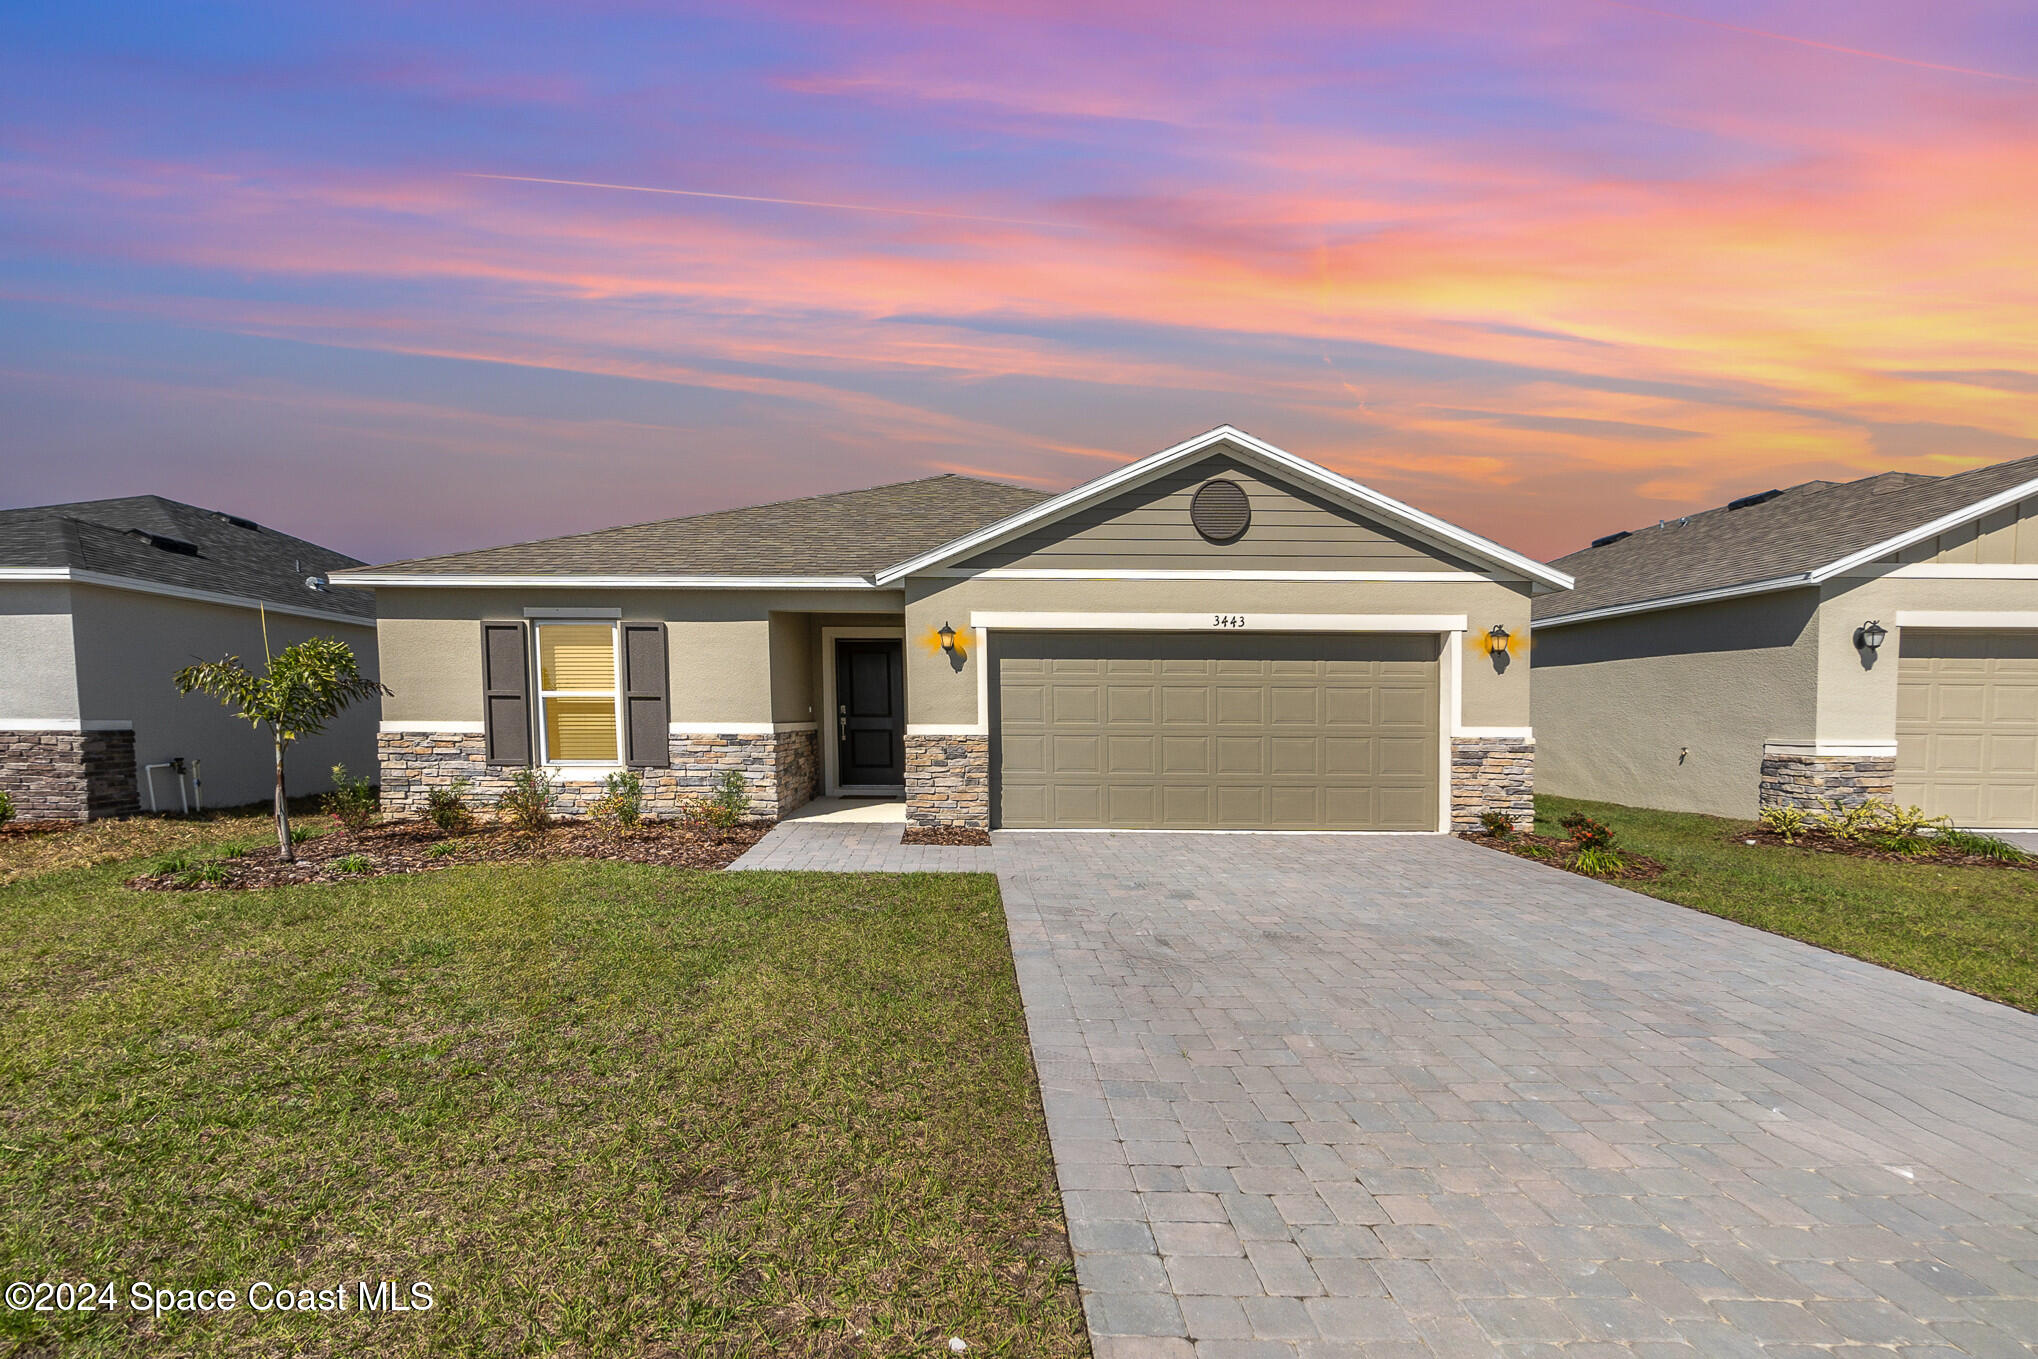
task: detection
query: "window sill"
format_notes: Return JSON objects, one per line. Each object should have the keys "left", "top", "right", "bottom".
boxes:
{"left": 541, "top": 764, "right": 626, "bottom": 783}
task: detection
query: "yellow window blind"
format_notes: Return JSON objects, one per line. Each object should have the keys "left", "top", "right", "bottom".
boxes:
{"left": 544, "top": 697, "right": 619, "bottom": 762}
{"left": 540, "top": 625, "right": 616, "bottom": 691}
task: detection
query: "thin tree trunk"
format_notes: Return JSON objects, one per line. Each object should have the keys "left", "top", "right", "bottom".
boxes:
{"left": 274, "top": 734, "right": 294, "bottom": 862}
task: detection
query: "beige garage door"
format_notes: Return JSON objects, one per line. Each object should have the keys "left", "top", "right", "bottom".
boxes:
{"left": 993, "top": 631, "right": 1439, "bottom": 830}
{"left": 1897, "top": 630, "right": 2038, "bottom": 827}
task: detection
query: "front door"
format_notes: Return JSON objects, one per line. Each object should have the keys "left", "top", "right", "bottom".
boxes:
{"left": 836, "top": 638, "right": 905, "bottom": 788}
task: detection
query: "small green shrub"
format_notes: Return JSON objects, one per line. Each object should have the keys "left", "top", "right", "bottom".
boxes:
{"left": 1478, "top": 810, "right": 1515, "bottom": 839}
{"left": 321, "top": 763, "right": 379, "bottom": 832}
{"left": 0, "top": 788, "right": 14, "bottom": 827}
{"left": 290, "top": 825, "right": 315, "bottom": 845}
{"left": 426, "top": 841, "right": 460, "bottom": 860}
{"left": 707, "top": 768, "right": 750, "bottom": 830}
{"left": 424, "top": 778, "right": 474, "bottom": 833}
{"left": 590, "top": 769, "right": 644, "bottom": 839}
{"left": 1569, "top": 845, "right": 1627, "bottom": 877}
{"left": 1883, "top": 802, "right": 1951, "bottom": 838}
{"left": 1813, "top": 798, "right": 1886, "bottom": 841}
{"left": 1938, "top": 828, "right": 2031, "bottom": 863}
{"left": 1757, "top": 804, "right": 1813, "bottom": 843}
{"left": 1558, "top": 810, "right": 1616, "bottom": 851}
{"left": 331, "top": 853, "right": 374, "bottom": 875}
{"left": 149, "top": 849, "right": 197, "bottom": 875}
{"left": 496, "top": 768, "right": 557, "bottom": 832}
{"left": 219, "top": 842, "right": 251, "bottom": 860}
{"left": 1863, "top": 831, "right": 1936, "bottom": 858}
{"left": 176, "top": 861, "right": 231, "bottom": 887}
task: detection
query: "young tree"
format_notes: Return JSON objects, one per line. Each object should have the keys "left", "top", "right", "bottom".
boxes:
{"left": 174, "top": 628, "right": 391, "bottom": 861}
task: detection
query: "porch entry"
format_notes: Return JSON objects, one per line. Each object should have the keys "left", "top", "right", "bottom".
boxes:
{"left": 834, "top": 637, "right": 905, "bottom": 789}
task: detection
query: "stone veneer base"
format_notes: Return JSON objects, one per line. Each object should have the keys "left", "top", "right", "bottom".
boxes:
{"left": 905, "top": 734, "right": 990, "bottom": 829}
{"left": 1449, "top": 736, "right": 1534, "bottom": 832}
{"left": 1759, "top": 748, "right": 1896, "bottom": 811}
{"left": 378, "top": 728, "right": 819, "bottom": 821}
{"left": 0, "top": 728, "right": 140, "bottom": 821}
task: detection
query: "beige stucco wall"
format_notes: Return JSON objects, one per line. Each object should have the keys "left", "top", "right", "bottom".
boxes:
{"left": 368, "top": 586, "right": 901, "bottom": 727}
{"left": 903, "top": 576, "right": 1535, "bottom": 729}
{"left": 1533, "top": 589, "right": 1821, "bottom": 819}
{"left": 0, "top": 582, "right": 81, "bottom": 722}
{"left": 64, "top": 583, "right": 380, "bottom": 810}
{"left": 1814, "top": 572, "right": 2038, "bottom": 742}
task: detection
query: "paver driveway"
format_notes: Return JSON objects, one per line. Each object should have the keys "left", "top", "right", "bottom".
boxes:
{"left": 993, "top": 832, "right": 2038, "bottom": 1358}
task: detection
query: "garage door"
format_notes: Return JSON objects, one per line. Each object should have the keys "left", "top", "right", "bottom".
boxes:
{"left": 993, "top": 631, "right": 1439, "bottom": 830}
{"left": 1896, "top": 630, "right": 2038, "bottom": 827}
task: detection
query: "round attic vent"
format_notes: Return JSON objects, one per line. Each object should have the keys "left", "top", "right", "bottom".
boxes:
{"left": 1190, "top": 478, "right": 1251, "bottom": 543}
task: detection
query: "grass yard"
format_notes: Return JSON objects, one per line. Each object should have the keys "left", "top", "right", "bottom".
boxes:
{"left": 1537, "top": 795, "right": 2038, "bottom": 1014}
{"left": 0, "top": 829, "right": 1086, "bottom": 1357}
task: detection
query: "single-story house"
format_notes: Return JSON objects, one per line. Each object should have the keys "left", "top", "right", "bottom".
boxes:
{"left": 1534, "top": 452, "right": 2038, "bottom": 827}
{"left": 331, "top": 426, "right": 1572, "bottom": 832}
{"left": 0, "top": 496, "right": 379, "bottom": 819}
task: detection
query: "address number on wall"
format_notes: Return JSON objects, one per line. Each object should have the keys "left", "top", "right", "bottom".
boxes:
{"left": 1212, "top": 614, "right": 1247, "bottom": 628}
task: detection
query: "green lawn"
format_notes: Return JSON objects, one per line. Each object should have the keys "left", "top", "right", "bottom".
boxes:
{"left": 0, "top": 835, "right": 1087, "bottom": 1357}
{"left": 1537, "top": 795, "right": 2038, "bottom": 1013}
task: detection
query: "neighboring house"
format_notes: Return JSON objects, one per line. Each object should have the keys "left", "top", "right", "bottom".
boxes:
{"left": 331, "top": 426, "right": 1572, "bottom": 832}
{"left": 0, "top": 496, "right": 379, "bottom": 820}
{"left": 1534, "top": 453, "right": 2038, "bottom": 827}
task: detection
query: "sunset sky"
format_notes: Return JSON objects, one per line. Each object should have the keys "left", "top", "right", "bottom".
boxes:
{"left": 3, "top": 1, "right": 2033, "bottom": 565}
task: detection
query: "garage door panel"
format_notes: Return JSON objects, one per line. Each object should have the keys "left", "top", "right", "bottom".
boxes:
{"left": 995, "top": 631, "right": 1439, "bottom": 830}
{"left": 1897, "top": 629, "right": 2038, "bottom": 827}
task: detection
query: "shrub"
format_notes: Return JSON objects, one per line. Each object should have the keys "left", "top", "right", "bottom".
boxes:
{"left": 321, "top": 763, "right": 379, "bottom": 832}
{"left": 1882, "top": 802, "right": 1951, "bottom": 838}
{"left": 590, "top": 769, "right": 644, "bottom": 840}
{"left": 1863, "top": 831, "right": 1936, "bottom": 858}
{"left": 1939, "top": 828, "right": 2031, "bottom": 863}
{"left": 149, "top": 849, "right": 196, "bottom": 875}
{"left": 426, "top": 841, "right": 460, "bottom": 860}
{"left": 0, "top": 788, "right": 13, "bottom": 827}
{"left": 1478, "top": 810, "right": 1514, "bottom": 839}
{"left": 496, "top": 767, "right": 556, "bottom": 832}
{"left": 219, "top": 842, "right": 251, "bottom": 860}
{"left": 424, "top": 778, "right": 475, "bottom": 833}
{"left": 683, "top": 769, "right": 752, "bottom": 835}
{"left": 1558, "top": 810, "right": 1616, "bottom": 851}
{"left": 1569, "top": 845, "right": 1627, "bottom": 877}
{"left": 290, "top": 825, "right": 315, "bottom": 845}
{"left": 176, "top": 861, "right": 232, "bottom": 887}
{"left": 1757, "top": 804, "right": 1814, "bottom": 843}
{"left": 331, "top": 853, "right": 374, "bottom": 875}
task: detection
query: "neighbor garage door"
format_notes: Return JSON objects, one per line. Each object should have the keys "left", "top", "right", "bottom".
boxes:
{"left": 1896, "top": 630, "right": 2038, "bottom": 828}
{"left": 993, "top": 631, "right": 1439, "bottom": 830}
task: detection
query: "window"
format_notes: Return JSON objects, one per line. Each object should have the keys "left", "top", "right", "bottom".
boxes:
{"left": 535, "top": 622, "right": 620, "bottom": 763}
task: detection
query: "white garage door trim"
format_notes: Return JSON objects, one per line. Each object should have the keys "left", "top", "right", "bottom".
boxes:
{"left": 949, "top": 611, "right": 1472, "bottom": 832}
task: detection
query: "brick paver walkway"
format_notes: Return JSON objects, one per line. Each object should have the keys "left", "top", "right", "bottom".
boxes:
{"left": 727, "top": 820, "right": 995, "bottom": 872}
{"left": 993, "top": 832, "right": 2038, "bottom": 1357}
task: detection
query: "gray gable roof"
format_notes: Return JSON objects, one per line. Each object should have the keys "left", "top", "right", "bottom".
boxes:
{"left": 1539, "top": 453, "right": 2038, "bottom": 623}
{"left": 0, "top": 495, "right": 372, "bottom": 620}
{"left": 345, "top": 474, "right": 1052, "bottom": 580}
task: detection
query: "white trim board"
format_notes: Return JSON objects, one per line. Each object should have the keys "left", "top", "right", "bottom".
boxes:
{"left": 0, "top": 719, "right": 132, "bottom": 732}
{"left": 0, "top": 567, "right": 374, "bottom": 627}
{"left": 875, "top": 426, "right": 1573, "bottom": 592}
{"left": 332, "top": 571, "right": 876, "bottom": 590}
{"left": 524, "top": 606, "right": 621, "bottom": 618}
{"left": 969, "top": 611, "right": 1471, "bottom": 633}
{"left": 1895, "top": 611, "right": 2038, "bottom": 630}
{"left": 1541, "top": 469, "right": 2038, "bottom": 630}
{"left": 1455, "top": 726, "right": 1535, "bottom": 740}
{"left": 669, "top": 721, "right": 818, "bottom": 735}
{"left": 1763, "top": 741, "right": 1898, "bottom": 757}
{"left": 926, "top": 567, "right": 1499, "bottom": 583}
{"left": 380, "top": 721, "right": 485, "bottom": 734}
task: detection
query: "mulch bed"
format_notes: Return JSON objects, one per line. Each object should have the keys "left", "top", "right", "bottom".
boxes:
{"left": 901, "top": 825, "right": 992, "bottom": 846}
{"left": 1729, "top": 827, "right": 2037, "bottom": 870}
{"left": 1459, "top": 830, "right": 1666, "bottom": 882}
{"left": 126, "top": 816, "right": 774, "bottom": 891}
{"left": 0, "top": 820, "right": 80, "bottom": 839}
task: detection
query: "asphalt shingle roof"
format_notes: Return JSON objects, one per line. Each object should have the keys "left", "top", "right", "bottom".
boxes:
{"left": 0, "top": 495, "right": 372, "bottom": 619}
{"left": 1539, "top": 453, "right": 2038, "bottom": 622}
{"left": 347, "top": 474, "right": 1053, "bottom": 580}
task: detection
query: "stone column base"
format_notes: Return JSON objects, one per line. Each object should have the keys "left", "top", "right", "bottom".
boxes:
{"left": 1450, "top": 736, "right": 1534, "bottom": 832}
{"left": 0, "top": 728, "right": 139, "bottom": 821}
{"left": 1759, "top": 746, "right": 1895, "bottom": 811}
{"left": 905, "top": 734, "right": 990, "bottom": 829}
{"left": 377, "top": 727, "right": 819, "bottom": 821}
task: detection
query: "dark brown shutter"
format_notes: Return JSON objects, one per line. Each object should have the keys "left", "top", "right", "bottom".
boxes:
{"left": 621, "top": 622, "right": 670, "bottom": 767}
{"left": 481, "top": 622, "right": 533, "bottom": 766}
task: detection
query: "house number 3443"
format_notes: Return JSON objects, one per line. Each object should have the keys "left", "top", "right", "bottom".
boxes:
{"left": 1212, "top": 614, "right": 1246, "bottom": 628}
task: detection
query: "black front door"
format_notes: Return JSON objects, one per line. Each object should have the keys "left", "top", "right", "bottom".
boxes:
{"left": 836, "top": 638, "right": 904, "bottom": 786}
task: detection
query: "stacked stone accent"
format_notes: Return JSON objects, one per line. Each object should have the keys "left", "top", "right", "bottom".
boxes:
{"left": 1449, "top": 736, "right": 1534, "bottom": 832}
{"left": 0, "top": 728, "right": 140, "bottom": 821}
{"left": 376, "top": 728, "right": 819, "bottom": 821}
{"left": 1758, "top": 748, "right": 1895, "bottom": 811}
{"left": 905, "top": 734, "right": 990, "bottom": 829}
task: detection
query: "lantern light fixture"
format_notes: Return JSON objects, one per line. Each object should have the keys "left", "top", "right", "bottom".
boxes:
{"left": 1487, "top": 623, "right": 1511, "bottom": 654}
{"left": 938, "top": 621, "right": 957, "bottom": 653}
{"left": 1855, "top": 620, "right": 1887, "bottom": 652}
